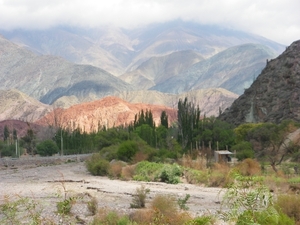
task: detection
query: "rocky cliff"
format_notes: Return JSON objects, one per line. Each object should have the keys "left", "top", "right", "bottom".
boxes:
{"left": 219, "top": 40, "right": 300, "bottom": 125}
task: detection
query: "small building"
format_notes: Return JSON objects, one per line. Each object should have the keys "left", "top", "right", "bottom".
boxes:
{"left": 214, "top": 150, "right": 233, "bottom": 163}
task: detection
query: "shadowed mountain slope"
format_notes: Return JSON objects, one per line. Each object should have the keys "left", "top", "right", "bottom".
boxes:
{"left": 119, "top": 50, "right": 204, "bottom": 89}
{"left": 151, "top": 44, "right": 276, "bottom": 95}
{"left": 219, "top": 40, "right": 300, "bottom": 125}
{"left": 0, "top": 35, "right": 133, "bottom": 104}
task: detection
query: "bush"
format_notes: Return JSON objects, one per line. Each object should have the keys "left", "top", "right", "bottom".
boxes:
{"left": 186, "top": 215, "right": 214, "bottom": 225}
{"left": 85, "top": 153, "right": 110, "bottom": 176}
{"left": 133, "top": 161, "right": 164, "bottom": 182}
{"left": 91, "top": 209, "right": 131, "bottom": 225}
{"left": 117, "top": 140, "right": 139, "bottom": 162}
{"left": 36, "top": 139, "right": 59, "bottom": 156}
{"left": 184, "top": 169, "right": 209, "bottom": 185}
{"left": 159, "top": 164, "right": 182, "bottom": 184}
{"left": 275, "top": 194, "right": 300, "bottom": 222}
{"left": 235, "top": 158, "right": 261, "bottom": 176}
{"left": 130, "top": 185, "right": 150, "bottom": 208}
{"left": 133, "top": 161, "right": 182, "bottom": 184}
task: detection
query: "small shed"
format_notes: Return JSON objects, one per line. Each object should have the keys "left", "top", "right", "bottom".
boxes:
{"left": 214, "top": 150, "right": 233, "bottom": 163}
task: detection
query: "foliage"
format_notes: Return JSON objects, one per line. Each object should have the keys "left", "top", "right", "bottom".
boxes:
{"left": 130, "top": 185, "right": 150, "bottom": 208}
{"left": 184, "top": 168, "right": 209, "bottom": 185}
{"left": 117, "top": 140, "right": 139, "bottom": 162}
{"left": 160, "top": 110, "right": 169, "bottom": 129}
{"left": 0, "top": 195, "right": 42, "bottom": 225}
{"left": 133, "top": 161, "right": 182, "bottom": 184}
{"left": 221, "top": 173, "right": 280, "bottom": 224}
{"left": 85, "top": 153, "right": 110, "bottom": 176}
{"left": 91, "top": 209, "right": 132, "bottom": 225}
{"left": 177, "top": 97, "right": 201, "bottom": 150}
{"left": 36, "top": 139, "right": 59, "bottom": 156}
{"left": 57, "top": 196, "right": 76, "bottom": 215}
{"left": 87, "top": 196, "right": 98, "bottom": 215}
{"left": 21, "top": 124, "right": 36, "bottom": 155}
{"left": 231, "top": 141, "right": 254, "bottom": 160}
{"left": 133, "top": 161, "right": 164, "bottom": 182}
{"left": 3, "top": 125, "right": 9, "bottom": 141}
{"left": 186, "top": 215, "right": 214, "bottom": 225}
{"left": 177, "top": 194, "right": 190, "bottom": 210}
{"left": 240, "top": 120, "right": 300, "bottom": 173}
{"left": 159, "top": 164, "right": 183, "bottom": 184}
{"left": 0, "top": 144, "right": 16, "bottom": 157}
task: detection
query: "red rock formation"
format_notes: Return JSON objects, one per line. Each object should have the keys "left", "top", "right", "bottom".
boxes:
{"left": 37, "top": 96, "right": 177, "bottom": 133}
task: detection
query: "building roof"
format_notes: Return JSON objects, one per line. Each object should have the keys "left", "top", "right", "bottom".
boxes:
{"left": 215, "top": 150, "right": 233, "bottom": 155}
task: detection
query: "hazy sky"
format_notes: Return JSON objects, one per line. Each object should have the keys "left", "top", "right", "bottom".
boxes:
{"left": 0, "top": 0, "right": 299, "bottom": 45}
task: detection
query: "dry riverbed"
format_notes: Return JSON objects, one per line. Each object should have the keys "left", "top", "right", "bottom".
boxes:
{"left": 0, "top": 160, "right": 225, "bottom": 224}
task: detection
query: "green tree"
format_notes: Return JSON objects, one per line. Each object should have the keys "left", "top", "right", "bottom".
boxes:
{"left": 160, "top": 110, "right": 168, "bottom": 129}
{"left": 117, "top": 140, "right": 139, "bottom": 162}
{"left": 36, "top": 140, "right": 59, "bottom": 156}
{"left": 21, "top": 125, "right": 36, "bottom": 155}
{"left": 177, "top": 97, "right": 200, "bottom": 150}
{"left": 3, "top": 125, "right": 9, "bottom": 142}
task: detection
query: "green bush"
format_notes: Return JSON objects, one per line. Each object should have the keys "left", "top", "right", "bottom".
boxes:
{"left": 184, "top": 169, "right": 209, "bottom": 185}
{"left": 133, "top": 161, "right": 182, "bottom": 184}
{"left": 159, "top": 164, "right": 182, "bottom": 184}
{"left": 133, "top": 161, "right": 164, "bottom": 182}
{"left": 36, "top": 139, "right": 59, "bottom": 156}
{"left": 85, "top": 153, "right": 110, "bottom": 176}
{"left": 117, "top": 140, "right": 139, "bottom": 162}
{"left": 186, "top": 215, "right": 213, "bottom": 225}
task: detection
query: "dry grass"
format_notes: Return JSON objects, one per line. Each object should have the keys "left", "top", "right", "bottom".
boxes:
{"left": 208, "top": 163, "right": 231, "bottom": 187}
{"left": 121, "top": 164, "right": 136, "bottom": 180}
{"left": 132, "top": 151, "right": 149, "bottom": 164}
{"left": 178, "top": 154, "right": 207, "bottom": 170}
{"left": 109, "top": 161, "right": 124, "bottom": 178}
{"left": 235, "top": 158, "right": 261, "bottom": 176}
{"left": 276, "top": 194, "right": 300, "bottom": 223}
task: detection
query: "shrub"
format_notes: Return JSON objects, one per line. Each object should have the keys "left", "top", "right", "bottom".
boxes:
{"left": 57, "top": 196, "right": 76, "bottom": 215}
{"left": 275, "top": 194, "right": 300, "bottom": 222}
{"left": 133, "top": 161, "right": 183, "bottom": 184}
{"left": 85, "top": 153, "right": 110, "bottom": 176}
{"left": 159, "top": 164, "right": 182, "bottom": 184}
{"left": 91, "top": 209, "right": 131, "bottom": 225}
{"left": 87, "top": 197, "right": 98, "bottom": 216}
{"left": 184, "top": 168, "right": 209, "bottom": 185}
{"left": 36, "top": 139, "right": 59, "bottom": 156}
{"left": 130, "top": 185, "right": 150, "bottom": 208}
{"left": 117, "top": 140, "right": 139, "bottom": 162}
{"left": 221, "top": 173, "right": 279, "bottom": 224}
{"left": 186, "top": 215, "right": 214, "bottom": 225}
{"left": 151, "top": 194, "right": 178, "bottom": 217}
{"left": 121, "top": 164, "right": 136, "bottom": 180}
{"left": 133, "top": 161, "right": 164, "bottom": 182}
{"left": 109, "top": 160, "right": 126, "bottom": 178}
{"left": 177, "top": 194, "right": 190, "bottom": 210}
{"left": 130, "top": 208, "right": 154, "bottom": 224}
{"left": 235, "top": 158, "right": 261, "bottom": 176}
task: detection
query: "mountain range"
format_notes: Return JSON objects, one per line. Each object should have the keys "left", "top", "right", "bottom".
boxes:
{"left": 0, "top": 20, "right": 290, "bottom": 131}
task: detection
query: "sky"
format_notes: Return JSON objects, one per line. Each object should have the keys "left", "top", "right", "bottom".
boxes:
{"left": 0, "top": 0, "right": 299, "bottom": 45}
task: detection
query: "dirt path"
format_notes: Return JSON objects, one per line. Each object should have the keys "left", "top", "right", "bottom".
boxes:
{"left": 0, "top": 161, "right": 225, "bottom": 222}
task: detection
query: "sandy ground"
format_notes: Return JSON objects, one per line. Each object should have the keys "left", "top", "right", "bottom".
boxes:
{"left": 0, "top": 161, "right": 225, "bottom": 223}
